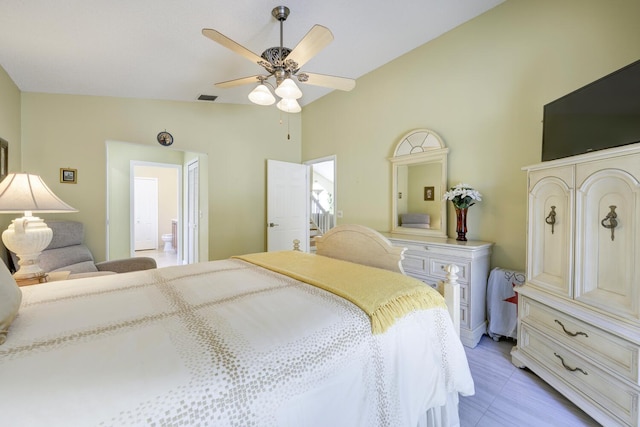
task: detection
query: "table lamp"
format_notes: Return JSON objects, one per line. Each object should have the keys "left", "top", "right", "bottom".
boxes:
{"left": 0, "top": 173, "right": 77, "bottom": 280}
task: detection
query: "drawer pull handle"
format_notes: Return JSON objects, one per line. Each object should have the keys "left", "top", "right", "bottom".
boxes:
{"left": 554, "top": 320, "right": 588, "bottom": 338}
{"left": 600, "top": 205, "right": 618, "bottom": 241}
{"left": 545, "top": 206, "right": 557, "bottom": 234}
{"left": 554, "top": 353, "right": 588, "bottom": 375}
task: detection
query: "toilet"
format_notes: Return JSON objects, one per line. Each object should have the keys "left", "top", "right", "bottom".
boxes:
{"left": 161, "top": 234, "right": 174, "bottom": 252}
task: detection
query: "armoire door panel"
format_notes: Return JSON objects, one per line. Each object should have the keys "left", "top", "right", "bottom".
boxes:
{"left": 527, "top": 169, "right": 574, "bottom": 297}
{"left": 575, "top": 168, "right": 640, "bottom": 320}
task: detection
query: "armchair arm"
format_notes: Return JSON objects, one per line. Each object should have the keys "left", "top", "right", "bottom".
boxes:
{"left": 95, "top": 257, "right": 157, "bottom": 273}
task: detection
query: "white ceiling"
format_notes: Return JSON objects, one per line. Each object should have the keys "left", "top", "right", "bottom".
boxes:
{"left": 0, "top": 0, "right": 504, "bottom": 107}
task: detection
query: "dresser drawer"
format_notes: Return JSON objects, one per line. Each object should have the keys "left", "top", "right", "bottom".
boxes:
{"left": 428, "top": 258, "right": 470, "bottom": 284}
{"left": 520, "top": 324, "right": 638, "bottom": 426}
{"left": 402, "top": 252, "right": 470, "bottom": 285}
{"left": 460, "top": 304, "right": 470, "bottom": 328}
{"left": 406, "top": 272, "right": 469, "bottom": 306}
{"left": 402, "top": 251, "right": 428, "bottom": 275}
{"left": 521, "top": 296, "right": 639, "bottom": 383}
{"left": 408, "top": 274, "right": 438, "bottom": 289}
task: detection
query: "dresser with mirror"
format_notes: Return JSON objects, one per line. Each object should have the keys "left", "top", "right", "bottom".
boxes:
{"left": 381, "top": 129, "right": 493, "bottom": 347}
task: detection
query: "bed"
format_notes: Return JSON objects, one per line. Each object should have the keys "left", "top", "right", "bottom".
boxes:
{"left": 0, "top": 224, "right": 473, "bottom": 427}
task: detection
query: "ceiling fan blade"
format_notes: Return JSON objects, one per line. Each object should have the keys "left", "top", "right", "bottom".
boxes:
{"left": 300, "top": 72, "right": 356, "bottom": 91}
{"left": 215, "top": 75, "right": 262, "bottom": 89}
{"left": 202, "top": 29, "right": 264, "bottom": 65}
{"left": 286, "top": 25, "right": 334, "bottom": 70}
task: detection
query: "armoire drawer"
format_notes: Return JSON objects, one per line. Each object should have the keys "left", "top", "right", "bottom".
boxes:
{"left": 519, "top": 324, "right": 638, "bottom": 427}
{"left": 521, "top": 296, "right": 639, "bottom": 383}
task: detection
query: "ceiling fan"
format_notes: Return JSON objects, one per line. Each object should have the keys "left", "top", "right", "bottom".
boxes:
{"left": 202, "top": 5, "right": 356, "bottom": 113}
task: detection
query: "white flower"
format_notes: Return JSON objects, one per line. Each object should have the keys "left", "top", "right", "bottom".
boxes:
{"left": 443, "top": 183, "right": 482, "bottom": 209}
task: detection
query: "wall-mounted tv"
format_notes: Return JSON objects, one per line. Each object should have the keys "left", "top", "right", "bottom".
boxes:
{"left": 542, "top": 59, "right": 640, "bottom": 161}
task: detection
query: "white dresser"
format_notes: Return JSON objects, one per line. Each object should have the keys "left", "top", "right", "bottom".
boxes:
{"left": 382, "top": 233, "right": 493, "bottom": 348}
{"left": 511, "top": 143, "right": 640, "bottom": 427}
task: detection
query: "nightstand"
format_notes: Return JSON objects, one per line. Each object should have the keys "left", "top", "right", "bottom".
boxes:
{"left": 15, "top": 271, "right": 71, "bottom": 287}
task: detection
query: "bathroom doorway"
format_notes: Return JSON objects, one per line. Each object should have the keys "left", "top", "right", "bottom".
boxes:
{"left": 132, "top": 162, "right": 181, "bottom": 267}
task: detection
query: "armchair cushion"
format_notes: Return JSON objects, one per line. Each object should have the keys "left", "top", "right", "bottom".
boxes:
{"left": 8, "top": 220, "right": 157, "bottom": 277}
{"left": 39, "top": 246, "right": 97, "bottom": 274}
{"left": 96, "top": 257, "right": 157, "bottom": 273}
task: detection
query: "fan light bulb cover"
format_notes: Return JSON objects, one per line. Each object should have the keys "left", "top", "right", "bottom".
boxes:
{"left": 248, "top": 84, "right": 276, "bottom": 106}
{"left": 276, "top": 98, "right": 302, "bottom": 113}
{"left": 275, "top": 78, "right": 302, "bottom": 100}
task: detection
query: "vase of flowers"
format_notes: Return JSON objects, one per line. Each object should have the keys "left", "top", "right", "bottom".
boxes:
{"left": 443, "top": 183, "right": 482, "bottom": 241}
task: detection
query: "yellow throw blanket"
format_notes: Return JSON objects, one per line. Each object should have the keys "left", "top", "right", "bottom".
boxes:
{"left": 234, "top": 251, "right": 446, "bottom": 334}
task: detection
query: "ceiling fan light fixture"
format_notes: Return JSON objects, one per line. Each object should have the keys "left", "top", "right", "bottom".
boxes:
{"left": 276, "top": 98, "right": 302, "bottom": 114}
{"left": 275, "top": 78, "right": 302, "bottom": 100}
{"left": 248, "top": 84, "right": 276, "bottom": 105}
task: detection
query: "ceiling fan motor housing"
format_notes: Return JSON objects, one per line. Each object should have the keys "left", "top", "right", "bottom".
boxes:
{"left": 261, "top": 47, "right": 292, "bottom": 66}
{"left": 271, "top": 6, "right": 290, "bottom": 21}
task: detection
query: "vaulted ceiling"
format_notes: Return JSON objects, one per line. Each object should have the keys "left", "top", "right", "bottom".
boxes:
{"left": 0, "top": 0, "right": 504, "bottom": 107}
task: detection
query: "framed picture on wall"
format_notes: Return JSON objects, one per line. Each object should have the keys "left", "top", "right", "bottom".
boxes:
{"left": 0, "top": 138, "right": 8, "bottom": 182}
{"left": 424, "top": 186, "right": 435, "bottom": 201}
{"left": 60, "top": 168, "right": 77, "bottom": 184}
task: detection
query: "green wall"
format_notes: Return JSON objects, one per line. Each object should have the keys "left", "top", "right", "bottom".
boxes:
{"left": 301, "top": 0, "right": 640, "bottom": 271}
{"left": 20, "top": 93, "right": 301, "bottom": 261}
{"left": 0, "top": 65, "right": 22, "bottom": 259}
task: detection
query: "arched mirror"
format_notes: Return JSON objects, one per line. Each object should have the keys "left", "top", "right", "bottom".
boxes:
{"left": 390, "top": 129, "right": 448, "bottom": 238}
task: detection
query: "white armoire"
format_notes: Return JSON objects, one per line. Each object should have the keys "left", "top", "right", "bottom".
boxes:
{"left": 511, "top": 143, "right": 640, "bottom": 427}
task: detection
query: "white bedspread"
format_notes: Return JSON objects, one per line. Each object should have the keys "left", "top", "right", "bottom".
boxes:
{"left": 0, "top": 259, "right": 473, "bottom": 426}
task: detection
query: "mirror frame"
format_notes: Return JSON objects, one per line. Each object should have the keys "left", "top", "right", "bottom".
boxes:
{"left": 389, "top": 129, "right": 448, "bottom": 238}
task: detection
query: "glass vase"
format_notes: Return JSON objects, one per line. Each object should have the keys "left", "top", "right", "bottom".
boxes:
{"left": 455, "top": 207, "right": 468, "bottom": 241}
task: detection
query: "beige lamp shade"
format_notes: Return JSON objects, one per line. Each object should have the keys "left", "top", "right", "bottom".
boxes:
{"left": 0, "top": 173, "right": 77, "bottom": 279}
{"left": 0, "top": 173, "right": 77, "bottom": 213}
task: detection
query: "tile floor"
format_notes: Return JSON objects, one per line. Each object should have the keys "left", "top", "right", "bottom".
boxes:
{"left": 460, "top": 336, "right": 601, "bottom": 426}
{"left": 134, "top": 248, "right": 181, "bottom": 268}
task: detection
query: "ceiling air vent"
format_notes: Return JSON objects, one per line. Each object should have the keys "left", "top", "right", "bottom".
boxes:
{"left": 197, "top": 95, "right": 218, "bottom": 101}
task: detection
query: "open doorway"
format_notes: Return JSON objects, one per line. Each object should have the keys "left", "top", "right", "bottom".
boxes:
{"left": 106, "top": 140, "right": 209, "bottom": 264}
{"left": 132, "top": 162, "right": 181, "bottom": 268}
{"left": 305, "top": 156, "right": 336, "bottom": 250}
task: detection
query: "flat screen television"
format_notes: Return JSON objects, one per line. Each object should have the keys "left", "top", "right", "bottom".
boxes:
{"left": 541, "top": 59, "right": 640, "bottom": 161}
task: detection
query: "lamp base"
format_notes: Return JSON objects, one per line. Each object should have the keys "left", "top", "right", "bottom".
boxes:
{"left": 1, "top": 215, "right": 53, "bottom": 280}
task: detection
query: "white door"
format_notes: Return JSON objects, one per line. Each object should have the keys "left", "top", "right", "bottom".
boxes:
{"left": 267, "top": 160, "right": 309, "bottom": 252}
{"left": 134, "top": 177, "right": 158, "bottom": 251}
{"left": 186, "top": 160, "right": 199, "bottom": 264}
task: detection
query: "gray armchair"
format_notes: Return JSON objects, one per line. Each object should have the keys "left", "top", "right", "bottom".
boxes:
{"left": 8, "top": 220, "right": 156, "bottom": 279}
